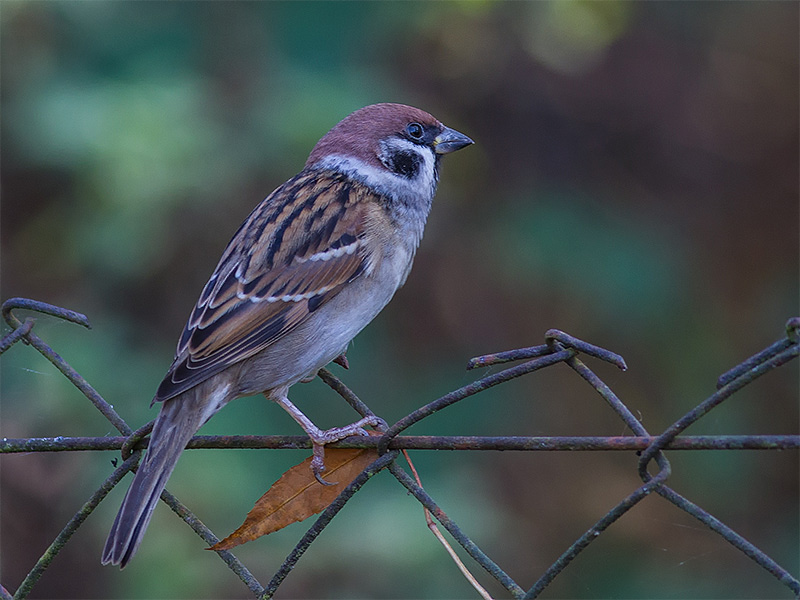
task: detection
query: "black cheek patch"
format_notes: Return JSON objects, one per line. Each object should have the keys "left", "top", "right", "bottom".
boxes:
{"left": 389, "top": 150, "right": 422, "bottom": 179}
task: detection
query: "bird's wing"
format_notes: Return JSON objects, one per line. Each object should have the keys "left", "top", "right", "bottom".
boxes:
{"left": 154, "top": 170, "right": 379, "bottom": 402}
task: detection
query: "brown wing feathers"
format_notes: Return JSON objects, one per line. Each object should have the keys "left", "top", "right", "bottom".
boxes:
{"left": 154, "top": 171, "right": 374, "bottom": 403}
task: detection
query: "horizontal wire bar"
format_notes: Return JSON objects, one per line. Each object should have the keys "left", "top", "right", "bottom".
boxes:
{"left": 3, "top": 435, "right": 797, "bottom": 453}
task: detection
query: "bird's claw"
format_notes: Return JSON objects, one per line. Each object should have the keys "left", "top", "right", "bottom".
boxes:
{"left": 312, "top": 444, "right": 337, "bottom": 486}
{"left": 308, "top": 416, "right": 383, "bottom": 486}
{"left": 333, "top": 352, "right": 349, "bottom": 369}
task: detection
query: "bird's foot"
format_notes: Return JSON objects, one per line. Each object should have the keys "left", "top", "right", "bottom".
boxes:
{"left": 306, "top": 416, "right": 384, "bottom": 485}
{"left": 273, "top": 393, "right": 382, "bottom": 485}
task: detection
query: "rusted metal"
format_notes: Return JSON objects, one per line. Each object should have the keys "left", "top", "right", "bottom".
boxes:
{"left": 2, "top": 434, "right": 797, "bottom": 453}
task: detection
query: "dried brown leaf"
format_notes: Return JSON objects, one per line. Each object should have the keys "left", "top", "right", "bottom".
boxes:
{"left": 210, "top": 446, "right": 379, "bottom": 551}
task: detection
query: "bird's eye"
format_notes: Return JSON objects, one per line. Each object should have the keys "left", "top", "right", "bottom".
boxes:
{"left": 406, "top": 122, "right": 424, "bottom": 140}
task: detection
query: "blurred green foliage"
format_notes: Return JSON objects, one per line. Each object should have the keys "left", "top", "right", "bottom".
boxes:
{"left": 2, "top": 1, "right": 797, "bottom": 598}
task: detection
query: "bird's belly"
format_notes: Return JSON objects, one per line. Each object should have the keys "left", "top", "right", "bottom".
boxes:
{"left": 234, "top": 256, "right": 408, "bottom": 398}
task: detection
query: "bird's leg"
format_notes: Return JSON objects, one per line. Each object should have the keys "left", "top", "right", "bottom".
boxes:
{"left": 273, "top": 394, "right": 382, "bottom": 485}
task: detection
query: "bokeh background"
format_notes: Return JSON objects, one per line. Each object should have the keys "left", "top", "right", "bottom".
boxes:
{"left": 2, "top": 2, "right": 797, "bottom": 598}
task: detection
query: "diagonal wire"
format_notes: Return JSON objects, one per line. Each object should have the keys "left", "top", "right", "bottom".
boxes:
{"left": 0, "top": 318, "right": 35, "bottom": 353}
{"left": 160, "top": 489, "right": 265, "bottom": 596}
{"left": 12, "top": 452, "right": 142, "bottom": 599}
{"left": 2, "top": 299, "right": 131, "bottom": 435}
{"left": 378, "top": 349, "right": 576, "bottom": 455}
{"left": 639, "top": 341, "right": 800, "bottom": 478}
{"left": 388, "top": 462, "right": 526, "bottom": 599}
{"left": 654, "top": 485, "right": 800, "bottom": 595}
{"left": 524, "top": 346, "right": 673, "bottom": 598}
{"left": 261, "top": 451, "right": 399, "bottom": 598}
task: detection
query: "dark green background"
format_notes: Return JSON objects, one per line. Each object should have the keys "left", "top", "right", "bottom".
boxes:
{"left": 2, "top": 1, "right": 798, "bottom": 598}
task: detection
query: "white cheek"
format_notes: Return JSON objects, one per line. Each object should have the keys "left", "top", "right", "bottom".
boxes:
{"left": 378, "top": 137, "right": 438, "bottom": 198}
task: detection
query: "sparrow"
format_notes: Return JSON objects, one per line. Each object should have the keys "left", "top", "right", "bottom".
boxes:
{"left": 101, "top": 103, "right": 473, "bottom": 567}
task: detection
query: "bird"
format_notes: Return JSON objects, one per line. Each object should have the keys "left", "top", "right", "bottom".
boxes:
{"left": 101, "top": 103, "right": 473, "bottom": 567}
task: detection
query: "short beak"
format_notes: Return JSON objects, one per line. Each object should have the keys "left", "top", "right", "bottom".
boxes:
{"left": 434, "top": 126, "right": 474, "bottom": 154}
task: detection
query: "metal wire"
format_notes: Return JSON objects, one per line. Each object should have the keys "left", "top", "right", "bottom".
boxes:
{"left": 1, "top": 297, "right": 798, "bottom": 598}
{"left": 3, "top": 434, "right": 798, "bottom": 453}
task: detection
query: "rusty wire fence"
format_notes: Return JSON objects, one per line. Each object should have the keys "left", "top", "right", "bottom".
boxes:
{"left": 1, "top": 296, "right": 798, "bottom": 599}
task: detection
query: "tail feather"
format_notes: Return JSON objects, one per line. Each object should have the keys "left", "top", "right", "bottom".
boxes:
{"left": 102, "top": 388, "right": 221, "bottom": 567}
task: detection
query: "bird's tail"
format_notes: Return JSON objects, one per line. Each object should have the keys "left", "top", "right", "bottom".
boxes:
{"left": 101, "top": 388, "right": 220, "bottom": 567}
